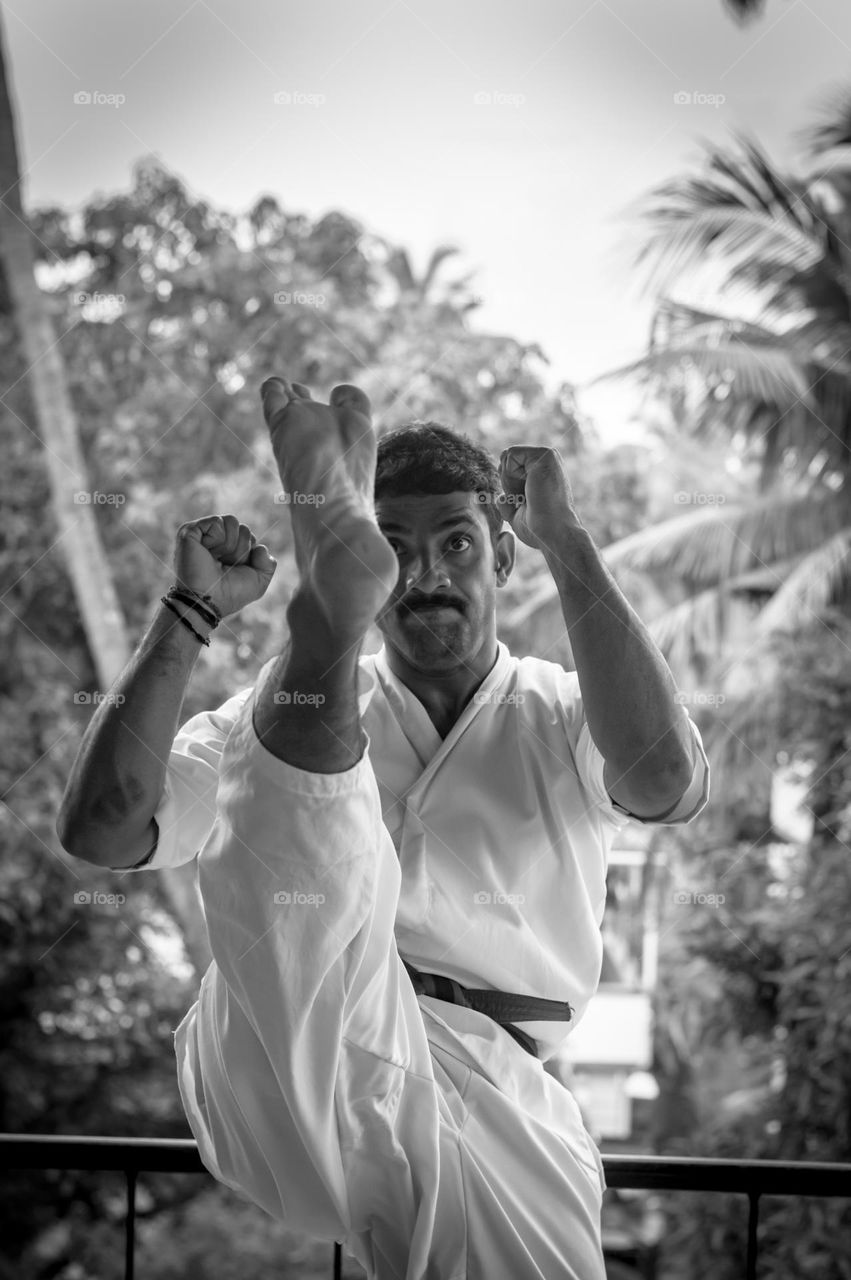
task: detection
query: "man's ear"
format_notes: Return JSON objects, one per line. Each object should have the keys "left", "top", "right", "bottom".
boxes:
{"left": 495, "top": 527, "right": 515, "bottom": 586}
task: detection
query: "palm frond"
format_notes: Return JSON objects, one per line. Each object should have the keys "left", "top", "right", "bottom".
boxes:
{"left": 755, "top": 525, "right": 851, "bottom": 634}
{"left": 420, "top": 245, "right": 461, "bottom": 296}
{"left": 703, "top": 682, "right": 784, "bottom": 810}
{"left": 602, "top": 491, "right": 847, "bottom": 584}
{"left": 646, "top": 582, "right": 730, "bottom": 673}
{"left": 801, "top": 83, "right": 851, "bottom": 155}
{"left": 715, "top": 134, "right": 815, "bottom": 225}
{"left": 633, "top": 132, "right": 829, "bottom": 288}
{"left": 644, "top": 553, "right": 823, "bottom": 674}
{"left": 787, "top": 316, "right": 851, "bottom": 366}
{"left": 593, "top": 339, "right": 815, "bottom": 409}
{"left": 386, "top": 247, "right": 416, "bottom": 294}
{"left": 636, "top": 206, "right": 825, "bottom": 297}
{"left": 499, "top": 491, "right": 848, "bottom": 630}
{"left": 651, "top": 298, "right": 791, "bottom": 346}
{"left": 807, "top": 370, "right": 851, "bottom": 469}
{"left": 798, "top": 148, "right": 851, "bottom": 188}
{"left": 500, "top": 571, "right": 565, "bottom": 632}
{"left": 595, "top": 296, "right": 851, "bottom": 487}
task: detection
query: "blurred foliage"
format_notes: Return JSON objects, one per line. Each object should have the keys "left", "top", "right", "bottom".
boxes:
{"left": 652, "top": 617, "right": 851, "bottom": 1278}
{"left": 539, "top": 95, "right": 851, "bottom": 834}
{"left": 613, "top": 96, "right": 851, "bottom": 1275}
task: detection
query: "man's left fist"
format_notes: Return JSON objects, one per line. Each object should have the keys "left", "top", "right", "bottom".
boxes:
{"left": 497, "top": 446, "right": 581, "bottom": 552}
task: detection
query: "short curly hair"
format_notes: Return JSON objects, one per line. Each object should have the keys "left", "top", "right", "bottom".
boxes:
{"left": 374, "top": 421, "right": 503, "bottom": 542}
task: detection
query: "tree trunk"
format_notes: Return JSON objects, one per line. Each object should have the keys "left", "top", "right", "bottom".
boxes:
{"left": 0, "top": 12, "right": 210, "bottom": 982}
{"left": 0, "top": 12, "right": 128, "bottom": 690}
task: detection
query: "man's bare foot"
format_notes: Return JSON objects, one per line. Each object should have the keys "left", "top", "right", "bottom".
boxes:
{"left": 261, "top": 377, "right": 398, "bottom": 648}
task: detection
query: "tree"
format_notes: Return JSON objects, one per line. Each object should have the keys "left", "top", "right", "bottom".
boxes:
{"left": 0, "top": 10, "right": 212, "bottom": 982}
{"left": 650, "top": 616, "right": 851, "bottom": 1279}
{"left": 383, "top": 243, "right": 482, "bottom": 314}
{"left": 0, "top": 7, "right": 128, "bottom": 689}
{"left": 505, "top": 94, "right": 851, "bottom": 814}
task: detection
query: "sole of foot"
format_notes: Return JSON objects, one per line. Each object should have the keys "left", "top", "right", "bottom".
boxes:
{"left": 261, "top": 377, "right": 399, "bottom": 645}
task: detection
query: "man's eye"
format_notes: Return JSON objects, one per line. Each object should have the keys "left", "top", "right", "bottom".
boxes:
{"left": 448, "top": 535, "right": 472, "bottom": 552}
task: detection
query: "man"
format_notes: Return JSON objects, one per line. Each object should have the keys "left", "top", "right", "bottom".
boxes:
{"left": 59, "top": 378, "right": 708, "bottom": 1278}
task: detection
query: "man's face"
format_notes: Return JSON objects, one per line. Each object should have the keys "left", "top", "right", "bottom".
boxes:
{"left": 374, "top": 490, "right": 513, "bottom": 673}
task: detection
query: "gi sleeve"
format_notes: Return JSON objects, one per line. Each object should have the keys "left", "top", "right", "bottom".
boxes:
{"left": 578, "top": 708, "right": 710, "bottom": 826}
{"left": 117, "top": 655, "right": 381, "bottom": 872}
{"left": 554, "top": 666, "right": 710, "bottom": 827}
{"left": 113, "top": 685, "right": 254, "bottom": 872}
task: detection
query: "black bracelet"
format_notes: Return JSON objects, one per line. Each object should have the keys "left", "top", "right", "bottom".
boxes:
{"left": 165, "top": 587, "right": 220, "bottom": 629}
{"left": 161, "top": 596, "right": 211, "bottom": 647}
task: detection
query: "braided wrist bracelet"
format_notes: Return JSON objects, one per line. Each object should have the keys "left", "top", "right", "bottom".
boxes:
{"left": 160, "top": 586, "right": 223, "bottom": 648}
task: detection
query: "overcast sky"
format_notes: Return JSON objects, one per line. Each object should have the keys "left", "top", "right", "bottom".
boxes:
{"left": 4, "top": 0, "right": 851, "bottom": 441}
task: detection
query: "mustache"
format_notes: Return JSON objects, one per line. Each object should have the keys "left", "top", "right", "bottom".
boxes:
{"left": 401, "top": 593, "right": 464, "bottom": 613}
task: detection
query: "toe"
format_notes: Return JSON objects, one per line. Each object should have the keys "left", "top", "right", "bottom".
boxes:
{"left": 330, "top": 384, "right": 371, "bottom": 417}
{"left": 330, "top": 384, "right": 373, "bottom": 450}
{"left": 260, "top": 377, "right": 294, "bottom": 425}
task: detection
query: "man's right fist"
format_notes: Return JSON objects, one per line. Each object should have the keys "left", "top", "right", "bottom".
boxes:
{"left": 173, "top": 515, "right": 277, "bottom": 619}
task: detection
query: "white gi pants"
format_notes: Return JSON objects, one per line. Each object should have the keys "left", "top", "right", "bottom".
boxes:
{"left": 174, "top": 696, "right": 607, "bottom": 1280}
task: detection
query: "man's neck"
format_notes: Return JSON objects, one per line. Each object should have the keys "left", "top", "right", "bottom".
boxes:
{"left": 384, "top": 637, "right": 499, "bottom": 738}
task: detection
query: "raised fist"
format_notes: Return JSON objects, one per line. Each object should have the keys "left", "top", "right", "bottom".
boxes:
{"left": 173, "top": 515, "right": 277, "bottom": 619}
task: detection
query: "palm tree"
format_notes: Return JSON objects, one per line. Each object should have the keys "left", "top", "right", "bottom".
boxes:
{"left": 508, "top": 91, "right": 851, "bottom": 808}
{"left": 384, "top": 243, "right": 482, "bottom": 314}
{"left": 0, "top": 10, "right": 129, "bottom": 688}
{"left": 0, "top": 13, "right": 211, "bottom": 978}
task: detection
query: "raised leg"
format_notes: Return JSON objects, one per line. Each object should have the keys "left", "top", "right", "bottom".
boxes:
{"left": 253, "top": 377, "right": 398, "bottom": 772}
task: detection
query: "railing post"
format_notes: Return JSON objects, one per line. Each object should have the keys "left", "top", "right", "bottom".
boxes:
{"left": 334, "top": 1240, "right": 342, "bottom": 1278}
{"left": 125, "top": 1168, "right": 137, "bottom": 1280}
{"left": 745, "top": 1189, "right": 759, "bottom": 1280}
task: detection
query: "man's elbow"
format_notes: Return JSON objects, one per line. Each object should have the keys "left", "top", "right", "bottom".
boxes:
{"left": 658, "top": 746, "right": 695, "bottom": 798}
{"left": 604, "top": 748, "right": 695, "bottom": 816}
{"left": 646, "top": 750, "right": 695, "bottom": 810}
{"left": 56, "top": 809, "right": 151, "bottom": 869}
{"left": 56, "top": 810, "right": 110, "bottom": 865}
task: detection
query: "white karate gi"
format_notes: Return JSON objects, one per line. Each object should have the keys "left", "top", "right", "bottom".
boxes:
{"left": 143, "top": 643, "right": 708, "bottom": 1278}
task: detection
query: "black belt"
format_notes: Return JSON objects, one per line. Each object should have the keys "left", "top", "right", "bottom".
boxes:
{"left": 402, "top": 960, "right": 574, "bottom": 1059}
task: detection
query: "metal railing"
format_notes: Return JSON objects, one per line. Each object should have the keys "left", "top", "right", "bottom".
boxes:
{"left": 2, "top": 1134, "right": 851, "bottom": 1280}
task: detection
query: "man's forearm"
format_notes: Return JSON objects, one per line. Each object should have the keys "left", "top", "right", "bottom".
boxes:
{"left": 57, "top": 600, "right": 210, "bottom": 858}
{"left": 543, "top": 523, "right": 693, "bottom": 801}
